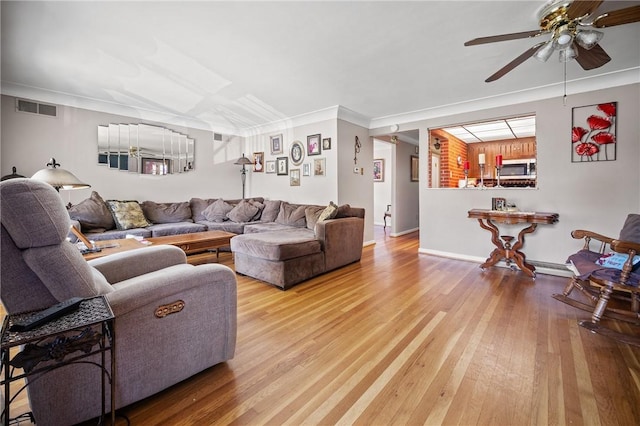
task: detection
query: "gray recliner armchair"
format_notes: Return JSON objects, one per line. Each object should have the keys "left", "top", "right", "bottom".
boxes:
{"left": 1, "top": 179, "right": 237, "bottom": 425}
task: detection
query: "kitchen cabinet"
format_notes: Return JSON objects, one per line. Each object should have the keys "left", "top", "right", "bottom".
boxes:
{"left": 467, "top": 138, "right": 536, "bottom": 178}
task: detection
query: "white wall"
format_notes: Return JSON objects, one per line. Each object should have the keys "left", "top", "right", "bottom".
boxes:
{"left": 393, "top": 140, "right": 420, "bottom": 234}
{"left": 406, "top": 83, "right": 640, "bottom": 267}
{"left": 373, "top": 140, "right": 392, "bottom": 226}
{"left": 337, "top": 119, "right": 374, "bottom": 245}
{"left": 244, "top": 119, "right": 338, "bottom": 204}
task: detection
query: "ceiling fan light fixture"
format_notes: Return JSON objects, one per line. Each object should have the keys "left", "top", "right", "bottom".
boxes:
{"left": 534, "top": 41, "right": 555, "bottom": 62}
{"left": 575, "top": 29, "right": 604, "bottom": 50}
{"left": 559, "top": 43, "right": 578, "bottom": 62}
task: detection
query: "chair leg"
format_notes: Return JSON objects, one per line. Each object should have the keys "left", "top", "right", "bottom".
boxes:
{"left": 591, "top": 282, "right": 614, "bottom": 323}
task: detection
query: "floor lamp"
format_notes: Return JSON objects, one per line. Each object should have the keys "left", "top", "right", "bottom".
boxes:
{"left": 31, "top": 158, "right": 91, "bottom": 208}
{"left": 234, "top": 154, "right": 253, "bottom": 199}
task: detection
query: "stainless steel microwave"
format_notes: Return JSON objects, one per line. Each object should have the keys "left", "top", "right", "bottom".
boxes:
{"left": 500, "top": 158, "right": 536, "bottom": 179}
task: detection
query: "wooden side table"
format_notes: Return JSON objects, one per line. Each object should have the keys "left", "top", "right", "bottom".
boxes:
{"left": 1, "top": 296, "right": 115, "bottom": 425}
{"left": 468, "top": 209, "right": 559, "bottom": 278}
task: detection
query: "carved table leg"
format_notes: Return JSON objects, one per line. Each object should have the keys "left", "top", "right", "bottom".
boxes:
{"left": 477, "top": 219, "right": 505, "bottom": 270}
{"left": 511, "top": 223, "right": 537, "bottom": 277}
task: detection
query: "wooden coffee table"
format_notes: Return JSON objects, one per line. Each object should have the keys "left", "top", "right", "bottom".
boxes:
{"left": 82, "top": 231, "right": 236, "bottom": 265}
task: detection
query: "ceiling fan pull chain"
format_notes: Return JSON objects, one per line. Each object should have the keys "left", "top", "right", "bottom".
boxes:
{"left": 563, "top": 61, "right": 568, "bottom": 106}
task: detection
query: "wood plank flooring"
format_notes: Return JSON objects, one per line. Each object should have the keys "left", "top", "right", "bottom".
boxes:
{"left": 5, "top": 228, "right": 640, "bottom": 425}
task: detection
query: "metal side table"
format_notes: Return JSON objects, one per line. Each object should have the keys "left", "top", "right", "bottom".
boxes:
{"left": 1, "top": 296, "right": 115, "bottom": 425}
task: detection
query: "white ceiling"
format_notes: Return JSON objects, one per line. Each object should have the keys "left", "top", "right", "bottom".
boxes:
{"left": 2, "top": 1, "right": 639, "bottom": 136}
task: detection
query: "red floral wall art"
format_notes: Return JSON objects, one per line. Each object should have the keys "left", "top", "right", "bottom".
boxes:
{"left": 571, "top": 102, "right": 617, "bottom": 162}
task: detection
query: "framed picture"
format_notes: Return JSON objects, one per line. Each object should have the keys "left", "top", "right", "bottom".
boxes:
{"left": 571, "top": 102, "right": 616, "bottom": 162}
{"left": 373, "top": 159, "right": 384, "bottom": 182}
{"left": 253, "top": 152, "right": 264, "bottom": 172}
{"left": 307, "top": 134, "right": 321, "bottom": 156}
{"left": 290, "top": 169, "right": 300, "bottom": 186}
{"left": 302, "top": 163, "right": 310, "bottom": 176}
{"left": 265, "top": 160, "right": 276, "bottom": 174}
{"left": 270, "top": 134, "right": 283, "bottom": 155}
{"left": 290, "top": 140, "right": 305, "bottom": 166}
{"left": 276, "top": 156, "right": 288, "bottom": 175}
{"left": 322, "top": 137, "right": 332, "bottom": 150}
{"left": 313, "top": 158, "right": 326, "bottom": 176}
{"left": 492, "top": 197, "right": 507, "bottom": 211}
{"left": 410, "top": 155, "right": 419, "bottom": 182}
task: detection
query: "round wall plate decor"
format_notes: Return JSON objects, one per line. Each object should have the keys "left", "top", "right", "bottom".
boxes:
{"left": 290, "top": 140, "right": 305, "bottom": 166}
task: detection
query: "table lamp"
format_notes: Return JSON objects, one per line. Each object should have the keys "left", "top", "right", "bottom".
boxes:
{"left": 31, "top": 158, "right": 91, "bottom": 192}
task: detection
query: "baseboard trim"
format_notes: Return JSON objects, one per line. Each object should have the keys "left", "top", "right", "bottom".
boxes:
{"left": 390, "top": 227, "right": 419, "bottom": 237}
{"left": 417, "top": 248, "right": 573, "bottom": 278}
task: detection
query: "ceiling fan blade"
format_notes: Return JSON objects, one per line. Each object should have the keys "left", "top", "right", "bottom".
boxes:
{"left": 566, "top": 0, "right": 603, "bottom": 20}
{"left": 593, "top": 5, "right": 640, "bottom": 27}
{"left": 464, "top": 30, "right": 544, "bottom": 46}
{"left": 575, "top": 43, "right": 611, "bottom": 70}
{"left": 485, "top": 42, "right": 545, "bottom": 82}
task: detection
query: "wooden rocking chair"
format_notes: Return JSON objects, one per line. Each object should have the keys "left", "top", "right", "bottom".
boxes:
{"left": 552, "top": 214, "right": 640, "bottom": 345}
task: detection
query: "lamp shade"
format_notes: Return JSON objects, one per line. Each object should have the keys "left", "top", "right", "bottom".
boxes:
{"left": 558, "top": 44, "right": 578, "bottom": 62}
{"left": 234, "top": 154, "right": 253, "bottom": 166}
{"left": 533, "top": 41, "right": 555, "bottom": 62}
{"left": 31, "top": 158, "right": 91, "bottom": 191}
{"left": 575, "top": 29, "right": 604, "bottom": 50}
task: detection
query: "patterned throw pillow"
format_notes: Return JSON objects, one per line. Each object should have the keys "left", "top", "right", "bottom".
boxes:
{"left": 317, "top": 201, "right": 338, "bottom": 222}
{"left": 105, "top": 200, "right": 151, "bottom": 230}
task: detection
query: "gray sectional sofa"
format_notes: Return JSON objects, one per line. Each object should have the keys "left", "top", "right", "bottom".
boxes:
{"left": 69, "top": 192, "right": 365, "bottom": 289}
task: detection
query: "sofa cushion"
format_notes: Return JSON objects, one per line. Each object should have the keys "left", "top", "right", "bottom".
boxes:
{"left": 244, "top": 222, "right": 298, "bottom": 234}
{"left": 261, "top": 200, "right": 281, "bottom": 222}
{"left": 147, "top": 222, "right": 207, "bottom": 237}
{"left": 203, "top": 199, "right": 233, "bottom": 222}
{"left": 106, "top": 200, "right": 151, "bottom": 230}
{"left": 189, "top": 197, "right": 218, "bottom": 222}
{"left": 620, "top": 214, "right": 640, "bottom": 244}
{"left": 305, "top": 205, "right": 326, "bottom": 230}
{"left": 141, "top": 201, "right": 192, "bottom": 224}
{"left": 200, "top": 221, "right": 246, "bottom": 234}
{"left": 68, "top": 191, "right": 115, "bottom": 231}
{"left": 227, "top": 199, "right": 259, "bottom": 223}
{"left": 275, "top": 202, "right": 306, "bottom": 227}
{"left": 231, "top": 228, "right": 320, "bottom": 261}
{"left": 84, "top": 228, "right": 152, "bottom": 241}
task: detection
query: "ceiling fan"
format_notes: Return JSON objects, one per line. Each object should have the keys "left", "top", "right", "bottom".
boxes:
{"left": 465, "top": 0, "right": 640, "bottom": 82}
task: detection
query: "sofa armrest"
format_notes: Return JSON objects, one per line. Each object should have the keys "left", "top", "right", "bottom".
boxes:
{"left": 316, "top": 217, "right": 364, "bottom": 271}
{"left": 88, "top": 245, "right": 187, "bottom": 283}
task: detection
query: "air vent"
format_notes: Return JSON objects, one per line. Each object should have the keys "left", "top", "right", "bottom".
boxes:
{"left": 16, "top": 99, "right": 58, "bottom": 118}
{"left": 213, "top": 133, "right": 223, "bottom": 142}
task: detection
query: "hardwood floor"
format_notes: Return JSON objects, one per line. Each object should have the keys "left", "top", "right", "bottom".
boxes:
{"left": 5, "top": 228, "right": 640, "bottom": 425}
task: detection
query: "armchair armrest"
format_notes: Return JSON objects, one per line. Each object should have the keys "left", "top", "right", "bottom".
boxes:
{"left": 571, "top": 229, "right": 615, "bottom": 253}
{"left": 611, "top": 239, "right": 640, "bottom": 255}
{"left": 89, "top": 245, "right": 187, "bottom": 283}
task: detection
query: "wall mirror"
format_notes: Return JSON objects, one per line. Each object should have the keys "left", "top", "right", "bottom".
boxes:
{"left": 97, "top": 124, "right": 195, "bottom": 175}
{"left": 427, "top": 115, "right": 536, "bottom": 189}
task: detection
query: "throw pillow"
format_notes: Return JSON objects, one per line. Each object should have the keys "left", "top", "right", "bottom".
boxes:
{"left": 275, "top": 202, "right": 307, "bottom": 227}
{"left": 105, "top": 200, "right": 151, "bottom": 230}
{"left": 261, "top": 200, "right": 282, "bottom": 222}
{"left": 305, "top": 205, "right": 326, "bottom": 230}
{"left": 335, "top": 203, "right": 352, "bottom": 218}
{"left": 619, "top": 214, "right": 640, "bottom": 244}
{"left": 202, "top": 199, "right": 233, "bottom": 222}
{"left": 141, "top": 201, "right": 192, "bottom": 224}
{"left": 68, "top": 191, "right": 115, "bottom": 231}
{"left": 248, "top": 199, "right": 265, "bottom": 221}
{"left": 189, "top": 198, "right": 218, "bottom": 222}
{"left": 317, "top": 202, "right": 338, "bottom": 222}
{"left": 227, "top": 199, "right": 260, "bottom": 223}
{"left": 595, "top": 252, "right": 640, "bottom": 271}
